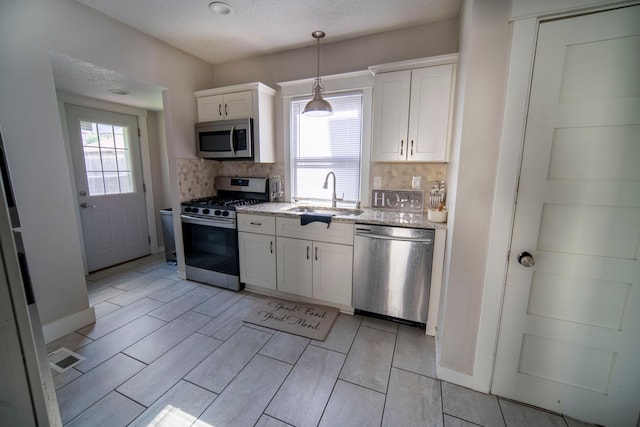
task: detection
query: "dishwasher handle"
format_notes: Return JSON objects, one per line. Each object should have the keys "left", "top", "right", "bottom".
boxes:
{"left": 355, "top": 230, "right": 433, "bottom": 244}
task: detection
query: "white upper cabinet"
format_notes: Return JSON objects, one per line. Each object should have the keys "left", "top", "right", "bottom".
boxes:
{"left": 371, "top": 55, "right": 457, "bottom": 162}
{"left": 196, "top": 91, "right": 253, "bottom": 122}
{"left": 195, "top": 82, "right": 276, "bottom": 163}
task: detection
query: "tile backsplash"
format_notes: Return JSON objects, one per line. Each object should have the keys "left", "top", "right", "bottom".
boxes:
{"left": 177, "top": 158, "right": 219, "bottom": 202}
{"left": 177, "top": 158, "right": 446, "bottom": 207}
{"left": 177, "top": 159, "right": 284, "bottom": 202}
{"left": 370, "top": 162, "right": 447, "bottom": 192}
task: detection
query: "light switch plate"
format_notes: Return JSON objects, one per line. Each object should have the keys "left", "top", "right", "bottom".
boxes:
{"left": 412, "top": 176, "right": 421, "bottom": 189}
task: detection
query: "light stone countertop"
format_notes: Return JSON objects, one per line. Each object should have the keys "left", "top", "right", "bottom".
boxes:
{"left": 236, "top": 202, "right": 448, "bottom": 230}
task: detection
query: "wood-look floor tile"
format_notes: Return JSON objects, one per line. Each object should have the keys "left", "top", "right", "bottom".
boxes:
{"left": 444, "top": 414, "right": 482, "bottom": 427}
{"left": 259, "top": 331, "right": 310, "bottom": 364}
{"left": 442, "top": 382, "right": 505, "bottom": 427}
{"left": 393, "top": 324, "right": 436, "bottom": 377}
{"left": 499, "top": 399, "right": 568, "bottom": 427}
{"left": 93, "top": 300, "right": 121, "bottom": 319}
{"left": 147, "top": 287, "right": 218, "bottom": 322}
{"left": 46, "top": 331, "right": 92, "bottom": 353}
{"left": 319, "top": 380, "right": 385, "bottom": 427}
{"left": 124, "top": 311, "right": 211, "bottom": 364}
{"left": 111, "top": 270, "right": 171, "bottom": 292}
{"left": 51, "top": 368, "right": 82, "bottom": 390}
{"left": 195, "top": 354, "right": 291, "bottom": 427}
{"left": 361, "top": 316, "right": 399, "bottom": 333}
{"left": 117, "top": 333, "right": 221, "bottom": 407}
{"left": 88, "top": 286, "right": 124, "bottom": 306}
{"left": 74, "top": 315, "right": 166, "bottom": 373}
{"left": 185, "top": 326, "right": 272, "bottom": 393}
{"left": 383, "top": 367, "right": 443, "bottom": 427}
{"left": 65, "top": 391, "right": 144, "bottom": 427}
{"left": 255, "top": 414, "right": 295, "bottom": 427}
{"left": 128, "top": 380, "right": 216, "bottom": 427}
{"left": 107, "top": 277, "right": 175, "bottom": 306}
{"left": 338, "top": 325, "right": 396, "bottom": 393}
{"left": 311, "top": 313, "right": 362, "bottom": 354}
{"left": 76, "top": 298, "right": 163, "bottom": 340}
{"left": 56, "top": 353, "right": 145, "bottom": 424}
{"left": 147, "top": 279, "right": 198, "bottom": 303}
{"left": 266, "top": 345, "right": 346, "bottom": 427}
{"left": 191, "top": 289, "right": 244, "bottom": 318}
{"left": 197, "top": 297, "right": 261, "bottom": 340}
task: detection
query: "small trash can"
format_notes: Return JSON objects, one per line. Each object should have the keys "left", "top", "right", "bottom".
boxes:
{"left": 159, "top": 208, "right": 177, "bottom": 264}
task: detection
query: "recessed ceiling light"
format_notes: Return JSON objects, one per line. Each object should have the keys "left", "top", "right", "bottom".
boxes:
{"left": 209, "top": 2, "right": 233, "bottom": 15}
{"left": 109, "top": 88, "right": 130, "bottom": 95}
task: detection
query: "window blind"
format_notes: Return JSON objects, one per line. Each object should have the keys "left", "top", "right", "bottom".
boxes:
{"left": 290, "top": 91, "right": 363, "bottom": 203}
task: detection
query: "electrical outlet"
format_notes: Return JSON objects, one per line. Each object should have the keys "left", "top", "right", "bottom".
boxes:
{"left": 373, "top": 176, "right": 382, "bottom": 188}
{"left": 412, "top": 176, "right": 421, "bottom": 189}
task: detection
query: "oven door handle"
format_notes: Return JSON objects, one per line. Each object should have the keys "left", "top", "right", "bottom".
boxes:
{"left": 181, "top": 214, "right": 235, "bottom": 229}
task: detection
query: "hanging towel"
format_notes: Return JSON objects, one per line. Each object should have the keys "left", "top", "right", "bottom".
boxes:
{"left": 300, "top": 213, "right": 333, "bottom": 228}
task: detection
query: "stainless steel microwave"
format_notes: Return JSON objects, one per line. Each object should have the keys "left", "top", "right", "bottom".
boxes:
{"left": 196, "top": 118, "right": 253, "bottom": 160}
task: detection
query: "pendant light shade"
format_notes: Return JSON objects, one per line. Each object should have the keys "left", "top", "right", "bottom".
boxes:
{"left": 303, "top": 31, "right": 332, "bottom": 117}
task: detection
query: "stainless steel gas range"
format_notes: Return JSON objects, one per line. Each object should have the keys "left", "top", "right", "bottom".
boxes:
{"left": 180, "top": 176, "right": 278, "bottom": 291}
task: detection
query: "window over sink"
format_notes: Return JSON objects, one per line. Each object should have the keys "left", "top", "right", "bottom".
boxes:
{"left": 280, "top": 71, "right": 373, "bottom": 206}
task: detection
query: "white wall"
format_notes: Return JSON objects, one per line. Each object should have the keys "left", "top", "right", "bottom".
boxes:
{"left": 438, "top": 0, "right": 512, "bottom": 377}
{"left": 0, "top": 0, "right": 214, "bottom": 340}
{"left": 212, "top": 20, "right": 459, "bottom": 165}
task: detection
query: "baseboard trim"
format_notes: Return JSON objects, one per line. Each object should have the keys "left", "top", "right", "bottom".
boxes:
{"left": 42, "top": 307, "right": 96, "bottom": 343}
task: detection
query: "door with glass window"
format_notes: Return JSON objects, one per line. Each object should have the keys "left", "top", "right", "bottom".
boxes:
{"left": 66, "top": 104, "right": 149, "bottom": 272}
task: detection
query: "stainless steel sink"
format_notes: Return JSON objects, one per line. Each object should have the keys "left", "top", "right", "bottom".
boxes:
{"left": 285, "top": 206, "right": 363, "bottom": 217}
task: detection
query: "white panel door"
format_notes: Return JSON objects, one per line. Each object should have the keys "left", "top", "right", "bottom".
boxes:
{"left": 492, "top": 6, "right": 640, "bottom": 427}
{"left": 66, "top": 105, "right": 150, "bottom": 272}
{"left": 222, "top": 91, "right": 253, "bottom": 119}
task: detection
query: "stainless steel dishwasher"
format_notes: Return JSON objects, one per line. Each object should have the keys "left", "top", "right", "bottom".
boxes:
{"left": 353, "top": 224, "right": 435, "bottom": 325}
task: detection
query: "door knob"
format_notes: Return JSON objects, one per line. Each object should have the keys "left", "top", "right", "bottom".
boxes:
{"left": 517, "top": 251, "right": 535, "bottom": 267}
{"left": 80, "top": 202, "right": 96, "bottom": 208}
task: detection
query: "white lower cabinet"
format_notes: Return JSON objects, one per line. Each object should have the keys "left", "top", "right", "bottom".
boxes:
{"left": 238, "top": 231, "right": 276, "bottom": 290}
{"left": 237, "top": 214, "right": 276, "bottom": 290}
{"left": 238, "top": 214, "right": 354, "bottom": 307}
{"left": 276, "top": 237, "right": 353, "bottom": 306}
{"left": 275, "top": 217, "right": 354, "bottom": 306}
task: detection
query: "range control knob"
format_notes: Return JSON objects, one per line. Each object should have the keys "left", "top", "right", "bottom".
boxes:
{"left": 202, "top": 209, "right": 210, "bottom": 215}
{"left": 222, "top": 211, "right": 230, "bottom": 217}
{"left": 184, "top": 207, "right": 192, "bottom": 213}
{"left": 214, "top": 210, "right": 221, "bottom": 216}
{"left": 191, "top": 208, "right": 199, "bottom": 214}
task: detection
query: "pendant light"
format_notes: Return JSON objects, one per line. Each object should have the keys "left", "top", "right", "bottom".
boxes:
{"left": 303, "top": 31, "right": 333, "bottom": 117}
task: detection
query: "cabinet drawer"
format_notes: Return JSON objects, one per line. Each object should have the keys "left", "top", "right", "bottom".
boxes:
{"left": 237, "top": 214, "right": 276, "bottom": 235}
{"left": 276, "top": 217, "right": 354, "bottom": 245}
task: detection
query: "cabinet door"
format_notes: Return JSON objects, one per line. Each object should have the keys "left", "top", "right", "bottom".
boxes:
{"left": 276, "top": 237, "right": 312, "bottom": 297}
{"left": 238, "top": 232, "right": 276, "bottom": 290}
{"left": 407, "top": 64, "right": 453, "bottom": 162}
{"left": 312, "top": 242, "right": 353, "bottom": 306}
{"left": 372, "top": 70, "right": 411, "bottom": 162}
{"left": 223, "top": 91, "right": 253, "bottom": 119}
{"left": 197, "top": 95, "right": 224, "bottom": 122}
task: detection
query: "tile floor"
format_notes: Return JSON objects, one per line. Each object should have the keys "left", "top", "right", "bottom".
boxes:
{"left": 48, "top": 254, "right": 596, "bottom": 427}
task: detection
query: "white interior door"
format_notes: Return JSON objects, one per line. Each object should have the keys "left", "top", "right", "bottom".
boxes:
{"left": 492, "top": 6, "right": 640, "bottom": 427}
{"left": 66, "top": 104, "right": 149, "bottom": 272}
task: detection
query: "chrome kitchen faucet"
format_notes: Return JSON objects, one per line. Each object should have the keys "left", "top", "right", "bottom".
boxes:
{"left": 322, "top": 171, "right": 343, "bottom": 208}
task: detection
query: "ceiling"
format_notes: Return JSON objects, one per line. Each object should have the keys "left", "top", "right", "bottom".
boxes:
{"left": 54, "top": 0, "right": 460, "bottom": 111}
{"left": 75, "top": 0, "right": 461, "bottom": 65}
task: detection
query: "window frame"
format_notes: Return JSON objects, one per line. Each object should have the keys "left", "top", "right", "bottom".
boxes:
{"left": 279, "top": 71, "right": 373, "bottom": 207}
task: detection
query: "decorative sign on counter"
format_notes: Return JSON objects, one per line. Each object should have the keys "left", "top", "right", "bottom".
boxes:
{"left": 370, "top": 189, "right": 424, "bottom": 212}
